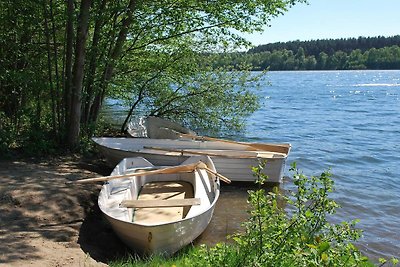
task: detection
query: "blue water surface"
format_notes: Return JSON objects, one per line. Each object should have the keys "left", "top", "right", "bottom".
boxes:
{"left": 244, "top": 70, "right": 400, "bottom": 259}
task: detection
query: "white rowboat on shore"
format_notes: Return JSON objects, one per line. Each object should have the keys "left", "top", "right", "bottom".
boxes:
{"left": 93, "top": 137, "right": 291, "bottom": 183}
{"left": 98, "top": 156, "right": 220, "bottom": 255}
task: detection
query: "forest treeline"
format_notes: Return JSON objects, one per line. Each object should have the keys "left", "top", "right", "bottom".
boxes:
{"left": 211, "top": 36, "right": 400, "bottom": 71}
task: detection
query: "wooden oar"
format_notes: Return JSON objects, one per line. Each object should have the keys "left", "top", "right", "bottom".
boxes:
{"left": 66, "top": 161, "right": 204, "bottom": 184}
{"left": 67, "top": 161, "right": 231, "bottom": 184}
{"left": 200, "top": 166, "right": 231, "bottom": 184}
{"left": 179, "top": 133, "right": 290, "bottom": 154}
{"left": 143, "top": 146, "right": 256, "bottom": 159}
{"left": 175, "top": 161, "right": 231, "bottom": 184}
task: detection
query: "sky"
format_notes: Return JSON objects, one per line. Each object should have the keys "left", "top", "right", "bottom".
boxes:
{"left": 243, "top": 0, "right": 400, "bottom": 46}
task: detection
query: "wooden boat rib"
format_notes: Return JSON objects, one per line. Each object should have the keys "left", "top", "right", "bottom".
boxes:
{"left": 98, "top": 156, "right": 219, "bottom": 256}
{"left": 93, "top": 137, "right": 291, "bottom": 183}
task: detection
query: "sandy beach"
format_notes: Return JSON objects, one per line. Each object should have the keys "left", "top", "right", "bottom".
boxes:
{"left": 0, "top": 154, "right": 253, "bottom": 267}
{"left": 0, "top": 155, "right": 130, "bottom": 267}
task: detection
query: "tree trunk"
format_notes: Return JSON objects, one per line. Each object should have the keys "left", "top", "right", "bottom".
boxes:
{"left": 67, "top": 0, "right": 91, "bottom": 149}
{"left": 43, "top": 1, "right": 56, "bottom": 133}
{"left": 49, "top": 0, "right": 61, "bottom": 134}
{"left": 64, "top": 0, "right": 74, "bottom": 131}
{"left": 88, "top": 0, "right": 136, "bottom": 126}
{"left": 82, "top": 0, "right": 107, "bottom": 126}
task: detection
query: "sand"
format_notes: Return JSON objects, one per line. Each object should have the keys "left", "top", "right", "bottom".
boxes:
{"left": 0, "top": 155, "right": 129, "bottom": 267}
{"left": 0, "top": 154, "right": 254, "bottom": 267}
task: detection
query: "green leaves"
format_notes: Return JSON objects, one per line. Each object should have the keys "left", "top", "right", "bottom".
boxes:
{"left": 107, "top": 0, "right": 310, "bottom": 135}
{"left": 117, "top": 51, "right": 263, "bottom": 133}
{"left": 221, "top": 161, "right": 374, "bottom": 266}
{"left": 1, "top": 0, "right": 308, "bottom": 150}
{"left": 317, "top": 242, "right": 330, "bottom": 254}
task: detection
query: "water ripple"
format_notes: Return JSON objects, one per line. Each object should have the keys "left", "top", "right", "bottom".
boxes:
{"left": 244, "top": 70, "right": 400, "bottom": 261}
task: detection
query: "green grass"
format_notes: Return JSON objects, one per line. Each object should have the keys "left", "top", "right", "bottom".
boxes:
{"left": 109, "top": 246, "right": 200, "bottom": 267}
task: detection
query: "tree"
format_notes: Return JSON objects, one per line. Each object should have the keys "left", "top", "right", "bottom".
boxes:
{"left": 316, "top": 52, "right": 328, "bottom": 70}
{"left": 346, "top": 49, "right": 366, "bottom": 70}
{"left": 92, "top": 0, "right": 308, "bottom": 136}
{"left": 1, "top": 0, "right": 308, "bottom": 151}
{"left": 326, "top": 51, "right": 347, "bottom": 70}
{"left": 295, "top": 47, "right": 306, "bottom": 70}
{"left": 304, "top": 55, "right": 317, "bottom": 70}
{"left": 67, "top": 0, "right": 92, "bottom": 148}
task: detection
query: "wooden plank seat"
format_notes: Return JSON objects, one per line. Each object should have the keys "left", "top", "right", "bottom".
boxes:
{"left": 132, "top": 181, "right": 195, "bottom": 223}
{"left": 120, "top": 198, "right": 201, "bottom": 208}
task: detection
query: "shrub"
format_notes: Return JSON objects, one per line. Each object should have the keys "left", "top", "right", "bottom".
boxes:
{"left": 186, "top": 161, "right": 371, "bottom": 266}
{"left": 110, "top": 162, "right": 398, "bottom": 267}
{"left": 0, "top": 112, "right": 13, "bottom": 154}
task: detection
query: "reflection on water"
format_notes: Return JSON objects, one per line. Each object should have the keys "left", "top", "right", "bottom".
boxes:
{"left": 195, "top": 182, "right": 277, "bottom": 246}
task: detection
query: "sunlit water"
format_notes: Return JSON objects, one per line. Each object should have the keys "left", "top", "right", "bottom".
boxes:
{"left": 103, "top": 70, "right": 400, "bottom": 260}
{"left": 243, "top": 70, "right": 400, "bottom": 260}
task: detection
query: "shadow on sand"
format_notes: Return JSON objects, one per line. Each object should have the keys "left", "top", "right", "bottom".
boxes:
{"left": 0, "top": 156, "right": 129, "bottom": 265}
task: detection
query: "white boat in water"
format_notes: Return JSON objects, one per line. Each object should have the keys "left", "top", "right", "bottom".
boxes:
{"left": 97, "top": 156, "right": 220, "bottom": 255}
{"left": 127, "top": 116, "right": 196, "bottom": 139}
{"left": 92, "top": 137, "right": 291, "bottom": 183}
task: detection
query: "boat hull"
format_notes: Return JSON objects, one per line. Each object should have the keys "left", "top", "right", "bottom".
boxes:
{"left": 98, "top": 156, "right": 219, "bottom": 255}
{"left": 102, "top": 205, "right": 215, "bottom": 255}
{"left": 93, "top": 137, "right": 290, "bottom": 183}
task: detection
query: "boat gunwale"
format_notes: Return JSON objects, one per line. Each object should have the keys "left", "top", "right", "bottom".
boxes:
{"left": 99, "top": 163, "right": 220, "bottom": 228}
{"left": 93, "top": 138, "right": 290, "bottom": 159}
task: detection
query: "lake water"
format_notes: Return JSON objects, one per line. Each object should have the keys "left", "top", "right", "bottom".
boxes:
{"left": 103, "top": 70, "right": 400, "bottom": 260}
{"left": 245, "top": 70, "right": 400, "bottom": 260}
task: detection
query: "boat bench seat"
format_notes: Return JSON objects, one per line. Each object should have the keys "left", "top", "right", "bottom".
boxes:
{"left": 120, "top": 198, "right": 201, "bottom": 208}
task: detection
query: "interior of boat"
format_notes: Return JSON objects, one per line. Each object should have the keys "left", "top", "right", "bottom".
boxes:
{"left": 132, "top": 181, "right": 194, "bottom": 224}
{"left": 99, "top": 156, "right": 217, "bottom": 227}
{"left": 133, "top": 181, "right": 194, "bottom": 224}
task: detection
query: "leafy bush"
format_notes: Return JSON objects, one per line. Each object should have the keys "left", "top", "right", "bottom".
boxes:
{"left": 187, "top": 162, "right": 371, "bottom": 267}
{"left": 0, "top": 111, "right": 14, "bottom": 154}
{"left": 0, "top": 111, "right": 60, "bottom": 157}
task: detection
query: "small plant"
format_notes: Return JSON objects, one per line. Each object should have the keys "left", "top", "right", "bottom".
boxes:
{"left": 188, "top": 161, "right": 374, "bottom": 267}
